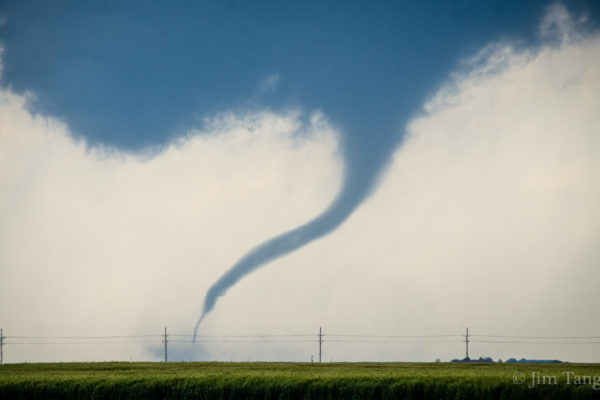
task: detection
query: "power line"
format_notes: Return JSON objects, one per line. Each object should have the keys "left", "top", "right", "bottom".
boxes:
{"left": 2, "top": 326, "right": 599, "bottom": 364}
{"left": 472, "top": 340, "right": 600, "bottom": 345}
{"left": 472, "top": 334, "right": 600, "bottom": 339}
{"left": 325, "top": 339, "right": 461, "bottom": 343}
{"left": 6, "top": 335, "right": 159, "bottom": 339}
{"left": 5, "top": 340, "right": 159, "bottom": 345}
{"left": 326, "top": 334, "right": 462, "bottom": 338}
{"left": 171, "top": 339, "right": 317, "bottom": 343}
{"left": 10, "top": 332, "right": 597, "bottom": 340}
{"left": 6, "top": 338, "right": 598, "bottom": 345}
{"left": 171, "top": 334, "right": 314, "bottom": 338}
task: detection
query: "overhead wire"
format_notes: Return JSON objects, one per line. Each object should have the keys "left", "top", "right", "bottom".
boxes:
{"left": 4, "top": 331, "right": 600, "bottom": 346}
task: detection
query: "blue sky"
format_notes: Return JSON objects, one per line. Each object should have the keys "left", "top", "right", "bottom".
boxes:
{"left": 1, "top": 1, "right": 600, "bottom": 362}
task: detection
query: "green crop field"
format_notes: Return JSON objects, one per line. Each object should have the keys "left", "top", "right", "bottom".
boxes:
{"left": 1, "top": 362, "right": 600, "bottom": 399}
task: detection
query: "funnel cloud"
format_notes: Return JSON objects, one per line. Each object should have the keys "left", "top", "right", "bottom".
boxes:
{"left": 194, "top": 145, "right": 395, "bottom": 337}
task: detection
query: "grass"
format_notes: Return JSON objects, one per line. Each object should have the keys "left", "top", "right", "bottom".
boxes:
{"left": 1, "top": 362, "right": 600, "bottom": 399}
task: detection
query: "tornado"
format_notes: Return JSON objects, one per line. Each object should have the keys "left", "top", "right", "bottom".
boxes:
{"left": 193, "top": 129, "right": 399, "bottom": 340}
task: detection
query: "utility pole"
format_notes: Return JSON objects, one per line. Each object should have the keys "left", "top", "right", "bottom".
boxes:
{"left": 0, "top": 328, "right": 4, "bottom": 364}
{"left": 318, "top": 327, "right": 322, "bottom": 363}
{"left": 464, "top": 327, "right": 469, "bottom": 360}
{"left": 163, "top": 327, "right": 168, "bottom": 362}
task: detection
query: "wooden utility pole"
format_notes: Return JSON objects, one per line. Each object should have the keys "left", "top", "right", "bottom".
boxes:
{"left": 0, "top": 328, "right": 3, "bottom": 364}
{"left": 318, "top": 327, "right": 322, "bottom": 363}
{"left": 163, "top": 327, "right": 168, "bottom": 362}
{"left": 465, "top": 327, "right": 469, "bottom": 360}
